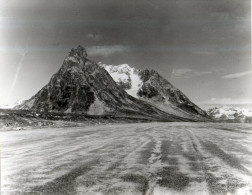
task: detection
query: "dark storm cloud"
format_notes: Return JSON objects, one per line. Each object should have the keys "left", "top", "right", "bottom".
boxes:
{"left": 1, "top": 0, "right": 251, "bottom": 104}
{"left": 3, "top": 0, "right": 249, "bottom": 46}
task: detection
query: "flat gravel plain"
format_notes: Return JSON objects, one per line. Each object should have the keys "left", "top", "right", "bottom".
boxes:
{"left": 1, "top": 122, "right": 252, "bottom": 195}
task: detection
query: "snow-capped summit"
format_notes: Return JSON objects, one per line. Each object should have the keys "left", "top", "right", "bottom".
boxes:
{"left": 100, "top": 63, "right": 208, "bottom": 119}
{"left": 99, "top": 63, "right": 142, "bottom": 98}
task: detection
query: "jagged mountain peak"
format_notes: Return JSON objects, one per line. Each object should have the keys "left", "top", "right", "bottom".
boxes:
{"left": 69, "top": 45, "right": 87, "bottom": 58}
{"left": 17, "top": 46, "right": 194, "bottom": 121}
{"left": 63, "top": 45, "right": 88, "bottom": 65}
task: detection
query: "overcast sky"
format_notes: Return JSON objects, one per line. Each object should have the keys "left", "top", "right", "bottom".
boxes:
{"left": 0, "top": 0, "right": 251, "bottom": 105}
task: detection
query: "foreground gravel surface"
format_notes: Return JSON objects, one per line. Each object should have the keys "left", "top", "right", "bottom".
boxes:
{"left": 1, "top": 122, "right": 252, "bottom": 194}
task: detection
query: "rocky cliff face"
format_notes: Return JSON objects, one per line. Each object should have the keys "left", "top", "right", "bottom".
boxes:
{"left": 100, "top": 64, "right": 208, "bottom": 119}
{"left": 17, "top": 46, "right": 195, "bottom": 121}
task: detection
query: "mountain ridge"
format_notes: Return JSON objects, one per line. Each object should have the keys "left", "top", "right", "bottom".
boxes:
{"left": 16, "top": 45, "right": 209, "bottom": 122}
{"left": 207, "top": 105, "right": 252, "bottom": 123}
{"left": 99, "top": 63, "right": 208, "bottom": 119}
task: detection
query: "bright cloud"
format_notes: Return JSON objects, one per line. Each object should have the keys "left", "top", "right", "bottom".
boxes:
{"left": 87, "top": 45, "right": 129, "bottom": 57}
{"left": 86, "top": 33, "right": 102, "bottom": 41}
{"left": 172, "top": 68, "right": 212, "bottom": 78}
{"left": 201, "top": 97, "right": 252, "bottom": 105}
{"left": 222, "top": 71, "right": 252, "bottom": 79}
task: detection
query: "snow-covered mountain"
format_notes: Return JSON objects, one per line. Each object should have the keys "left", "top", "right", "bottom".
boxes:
{"left": 99, "top": 63, "right": 208, "bottom": 119}
{"left": 16, "top": 46, "right": 203, "bottom": 121}
{"left": 207, "top": 105, "right": 252, "bottom": 123}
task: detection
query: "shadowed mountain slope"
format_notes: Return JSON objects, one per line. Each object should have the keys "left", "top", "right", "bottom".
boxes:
{"left": 100, "top": 63, "right": 208, "bottom": 120}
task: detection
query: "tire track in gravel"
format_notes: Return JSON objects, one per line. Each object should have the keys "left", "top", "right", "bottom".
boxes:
{"left": 144, "top": 128, "right": 191, "bottom": 195}
{"left": 73, "top": 127, "right": 158, "bottom": 195}
{"left": 107, "top": 127, "right": 166, "bottom": 195}
{"left": 144, "top": 139, "right": 163, "bottom": 195}
{"left": 157, "top": 138, "right": 192, "bottom": 192}
{"left": 118, "top": 129, "right": 160, "bottom": 195}
{"left": 31, "top": 159, "right": 100, "bottom": 195}
{"left": 186, "top": 129, "right": 252, "bottom": 194}
{"left": 200, "top": 140, "right": 252, "bottom": 175}
{"left": 2, "top": 130, "right": 127, "bottom": 194}
{"left": 184, "top": 130, "right": 221, "bottom": 194}
{"left": 27, "top": 126, "right": 148, "bottom": 195}
{"left": 28, "top": 138, "right": 128, "bottom": 194}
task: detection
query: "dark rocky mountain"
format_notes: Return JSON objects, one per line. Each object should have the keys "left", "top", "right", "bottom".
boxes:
{"left": 17, "top": 45, "right": 202, "bottom": 121}
{"left": 100, "top": 64, "right": 208, "bottom": 119}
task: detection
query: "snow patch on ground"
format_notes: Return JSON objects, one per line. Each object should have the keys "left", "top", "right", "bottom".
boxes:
{"left": 64, "top": 106, "right": 72, "bottom": 113}
{"left": 87, "top": 96, "right": 106, "bottom": 115}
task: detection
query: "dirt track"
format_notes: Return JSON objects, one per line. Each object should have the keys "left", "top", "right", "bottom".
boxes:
{"left": 1, "top": 122, "right": 252, "bottom": 194}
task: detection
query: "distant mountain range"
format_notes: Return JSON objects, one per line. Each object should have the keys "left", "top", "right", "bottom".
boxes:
{"left": 0, "top": 100, "right": 25, "bottom": 109}
{"left": 15, "top": 45, "right": 209, "bottom": 122}
{"left": 207, "top": 105, "right": 252, "bottom": 123}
